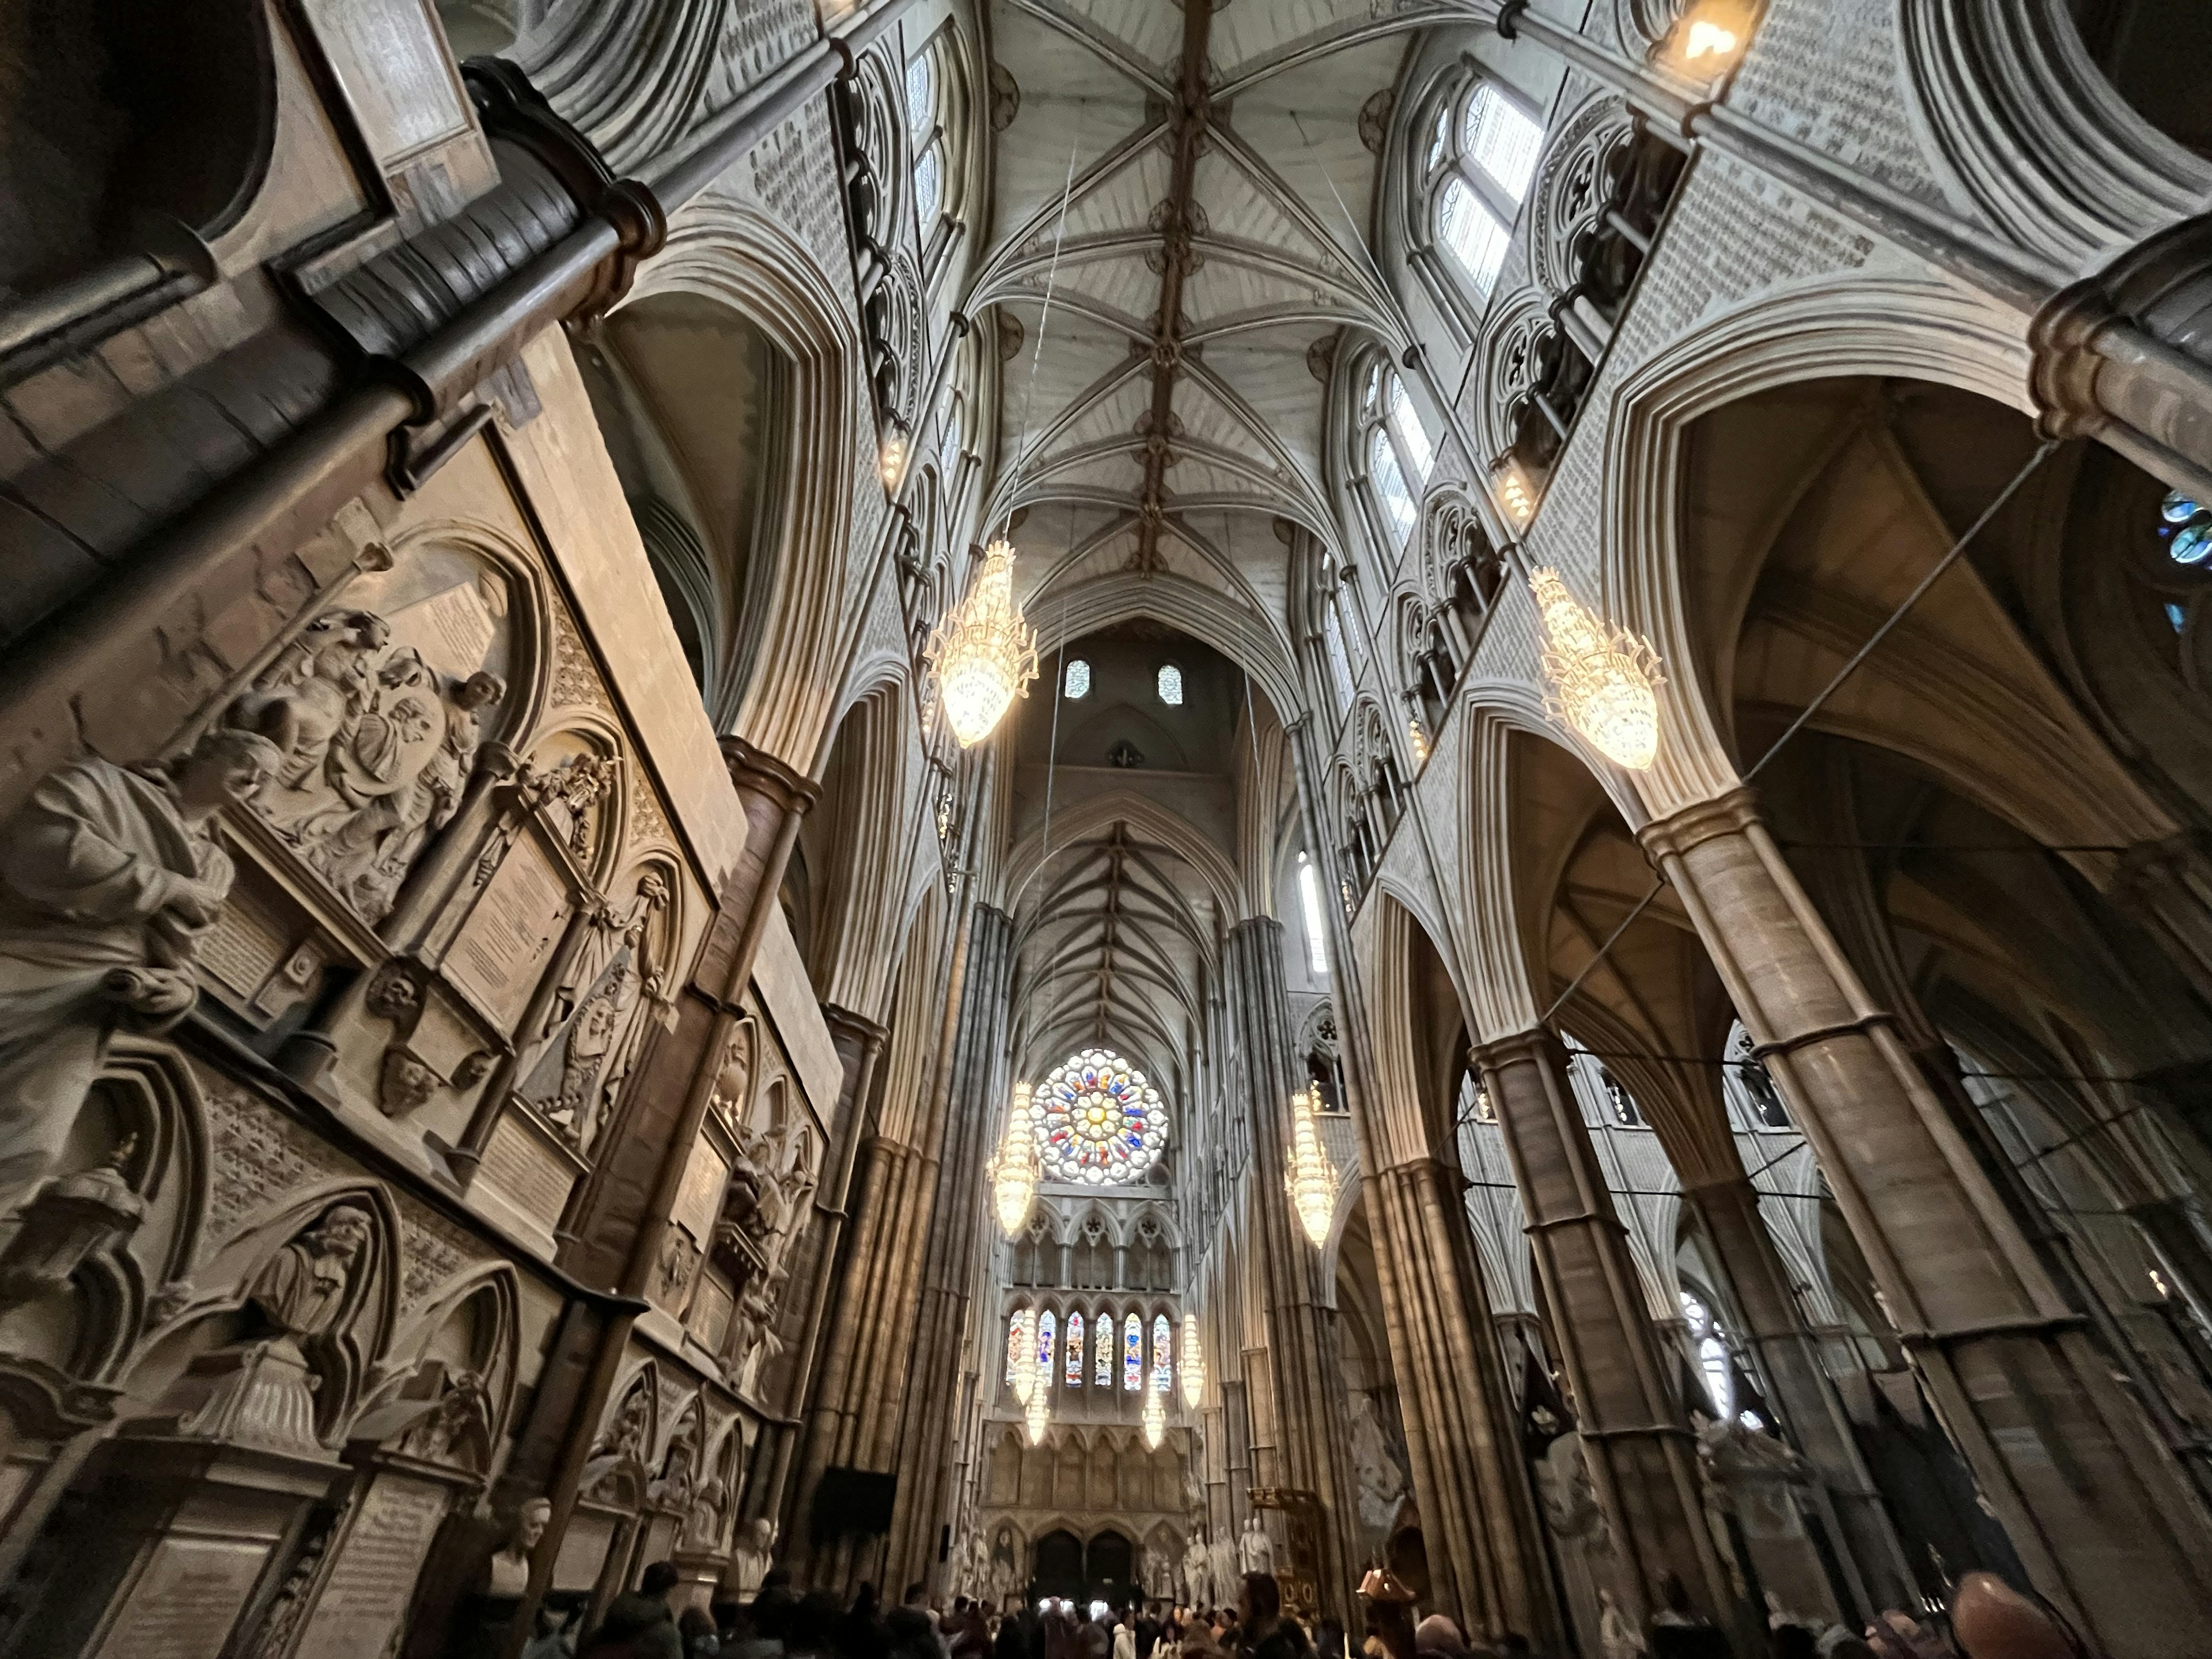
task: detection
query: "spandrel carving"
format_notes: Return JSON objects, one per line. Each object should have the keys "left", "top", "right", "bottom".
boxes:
{"left": 225, "top": 554, "right": 517, "bottom": 925}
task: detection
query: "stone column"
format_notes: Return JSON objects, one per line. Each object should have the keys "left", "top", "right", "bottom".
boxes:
{"left": 888, "top": 904, "right": 1014, "bottom": 1594}
{"left": 1643, "top": 788, "right": 2212, "bottom": 1658}
{"left": 1366, "top": 1153, "right": 1559, "bottom": 1644}
{"left": 1474, "top": 1028, "right": 1743, "bottom": 1633}
{"left": 1681, "top": 1172, "right": 1911, "bottom": 1616}
{"left": 739, "top": 1003, "right": 889, "bottom": 1551}
{"left": 1224, "top": 917, "right": 1359, "bottom": 1623}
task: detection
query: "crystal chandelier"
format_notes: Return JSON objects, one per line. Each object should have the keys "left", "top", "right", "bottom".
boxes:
{"left": 925, "top": 539, "right": 1041, "bottom": 747}
{"left": 1529, "top": 567, "right": 1663, "bottom": 772}
{"left": 1010, "top": 1308, "right": 1038, "bottom": 1406}
{"left": 1179, "top": 1315, "right": 1203, "bottom": 1410}
{"left": 1285, "top": 1085, "right": 1338, "bottom": 1247}
{"left": 987, "top": 1083, "right": 1041, "bottom": 1238}
{"left": 1025, "top": 1381, "right": 1051, "bottom": 1445}
{"left": 880, "top": 426, "right": 909, "bottom": 488}
{"left": 1406, "top": 715, "right": 1429, "bottom": 767}
{"left": 1142, "top": 1387, "right": 1166, "bottom": 1449}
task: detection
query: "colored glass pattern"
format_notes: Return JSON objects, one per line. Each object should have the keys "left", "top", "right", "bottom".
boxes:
{"left": 1152, "top": 1314, "right": 1172, "bottom": 1393}
{"left": 1066, "top": 1313, "right": 1084, "bottom": 1385}
{"left": 1033, "top": 1047, "right": 1169, "bottom": 1185}
{"left": 1124, "top": 1312, "right": 1142, "bottom": 1391}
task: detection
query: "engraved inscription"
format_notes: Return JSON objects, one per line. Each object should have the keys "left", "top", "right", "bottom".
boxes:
{"left": 478, "top": 1109, "right": 579, "bottom": 1224}
{"left": 448, "top": 836, "right": 569, "bottom": 1029}
{"left": 90, "top": 1536, "right": 270, "bottom": 1659}
{"left": 296, "top": 1476, "right": 451, "bottom": 1659}
{"left": 672, "top": 1137, "right": 730, "bottom": 1245}
{"left": 200, "top": 893, "right": 290, "bottom": 998}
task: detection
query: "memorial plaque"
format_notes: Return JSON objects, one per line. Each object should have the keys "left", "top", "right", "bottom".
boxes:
{"left": 296, "top": 1475, "right": 451, "bottom": 1659}
{"left": 671, "top": 1137, "right": 730, "bottom": 1246}
{"left": 685, "top": 1270, "right": 734, "bottom": 1352}
{"left": 479, "top": 1109, "right": 579, "bottom": 1225}
{"left": 298, "top": 0, "right": 469, "bottom": 161}
{"left": 92, "top": 1535, "right": 270, "bottom": 1659}
{"left": 552, "top": 1509, "right": 618, "bottom": 1591}
{"left": 448, "top": 836, "right": 569, "bottom": 1029}
{"left": 202, "top": 893, "right": 290, "bottom": 998}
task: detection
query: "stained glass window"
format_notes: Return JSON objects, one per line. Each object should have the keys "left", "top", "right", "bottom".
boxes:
{"left": 1157, "top": 663, "right": 1183, "bottom": 706}
{"left": 1152, "top": 1314, "right": 1172, "bottom": 1393}
{"left": 1066, "top": 1313, "right": 1085, "bottom": 1385}
{"left": 2161, "top": 490, "right": 2212, "bottom": 566}
{"left": 1463, "top": 84, "right": 1543, "bottom": 201}
{"left": 1124, "top": 1312, "right": 1143, "bottom": 1391}
{"left": 1032, "top": 1047, "right": 1169, "bottom": 1185}
{"left": 1680, "top": 1291, "right": 1733, "bottom": 1419}
{"left": 1038, "top": 1310, "right": 1056, "bottom": 1384}
{"left": 1006, "top": 1310, "right": 1024, "bottom": 1382}
{"left": 1096, "top": 1311, "right": 1115, "bottom": 1385}
{"left": 1065, "top": 658, "right": 1091, "bottom": 699}
{"left": 1296, "top": 855, "right": 1330, "bottom": 976}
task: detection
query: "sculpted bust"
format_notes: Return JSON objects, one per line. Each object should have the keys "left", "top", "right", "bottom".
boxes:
{"left": 0, "top": 728, "right": 279, "bottom": 1214}
{"left": 488, "top": 1497, "right": 552, "bottom": 1596}
{"left": 249, "top": 1204, "right": 373, "bottom": 1340}
{"left": 730, "top": 1515, "right": 777, "bottom": 1597}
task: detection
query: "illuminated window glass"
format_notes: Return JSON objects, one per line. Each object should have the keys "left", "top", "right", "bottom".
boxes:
{"left": 1462, "top": 84, "right": 1543, "bottom": 200}
{"left": 906, "top": 53, "right": 935, "bottom": 135}
{"left": 1157, "top": 663, "right": 1184, "bottom": 706}
{"left": 941, "top": 404, "right": 963, "bottom": 469}
{"left": 2161, "top": 489, "right": 2212, "bottom": 566}
{"left": 1297, "top": 855, "right": 1330, "bottom": 976}
{"left": 1006, "top": 1310, "right": 1024, "bottom": 1382}
{"left": 1324, "top": 603, "right": 1354, "bottom": 711}
{"left": 1065, "top": 658, "right": 1091, "bottom": 699}
{"left": 914, "top": 143, "right": 944, "bottom": 224}
{"left": 1438, "top": 176, "right": 1509, "bottom": 296}
{"left": 1096, "top": 1311, "right": 1115, "bottom": 1385}
{"left": 1386, "top": 375, "right": 1434, "bottom": 482}
{"left": 1066, "top": 1312, "right": 1085, "bottom": 1385}
{"left": 1370, "top": 427, "right": 1416, "bottom": 545}
{"left": 1680, "top": 1291, "right": 1733, "bottom": 1419}
{"left": 1031, "top": 1048, "right": 1169, "bottom": 1185}
{"left": 1124, "top": 1312, "right": 1143, "bottom": 1391}
{"left": 1426, "top": 104, "right": 1450, "bottom": 172}
{"left": 1038, "top": 1310, "right": 1056, "bottom": 1382}
{"left": 1152, "top": 1313, "right": 1172, "bottom": 1393}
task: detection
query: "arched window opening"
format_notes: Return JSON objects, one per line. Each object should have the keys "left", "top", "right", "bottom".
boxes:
{"left": 1297, "top": 855, "right": 1331, "bottom": 976}
{"left": 1095, "top": 1312, "right": 1115, "bottom": 1385}
{"left": 1462, "top": 83, "right": 1544, "bottom": 198}
{"left": 1423, "top": 78, "right": 1544, "bottom": 308}
{"left": 1006, "top": 1309, "right": 1027, "bottom": 1383}
{"left": 1157, "top": 662, "right": 1184, "bottom": 706}
{"left": 1065, "top": 657, "right": 1092, "bottom": 699}
{"left": 1370, "top": 427, "right": 1417, "bottom": 545}
{"left": 1323, "top": 600, "right": 1356, "bottom": 714}
{"left": 1037, "top": 1310, "right": 1057, "bottom": 1383}
{"left": 1123, "top": 1312, "right": 1143, "bottom": 1391}
{"left": 1066, "top": 1312, "right": 1085, "bottom": 1385}
{"left": 1152, "top": 1314, "right": 1173, "bottom": 1393}
{"left": 1725, "top": 1022, "right": 1790, "bottom": 1130}
{"left": 1680, "top": 1290, "right": 1738, "bottom": 1423}
{"left": 1438, "top": 177, "right": 1510, "bottom": 296}
{"left": 1386, "top": 376, "right": 1435, "bottom": 482}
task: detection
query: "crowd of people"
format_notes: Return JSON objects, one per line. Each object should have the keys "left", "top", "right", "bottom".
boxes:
{"left": 528, "top": 1561, "right": 2085, "bottom": 1659}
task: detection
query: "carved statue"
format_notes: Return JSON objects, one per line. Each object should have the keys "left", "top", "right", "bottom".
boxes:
{"left": 650, "top": 1410, "right": 700, "bottom": 1510}
{"left": 488, "top": 1497, "right": 553, "bottom": 1596}
{"left": 729, "top": 1264, "right": 789, "bottom": 1396}
{"left": 1237, "top": 1514, "right": 1274, "bottom": 1575}
{"left": 228, "top": 602, "right": 508, "bottom": 923}
{"left": 1208, "top": 1529, "right": 1237, "bottom": 1604}
{"left": 731, "top": 1516, "right": 778, "bottom": 1598}
{"left": 1349, "top": 1392, "right": 1408, "bottom": 1533}
{"left": 247, "top": 1203, "right": 373, "bottom": 1340}
{"left": 522, "top": 869, "right": 670, "bottom": 1154}
{"left": 0, "top": 728, "right": 279, "bottom": 1213}
{"left": 1183, "top": 1528, "right": 1213, "bottom": 1607}
{"left": 580, "top": 1384, "right": 650, "bottom": 1499}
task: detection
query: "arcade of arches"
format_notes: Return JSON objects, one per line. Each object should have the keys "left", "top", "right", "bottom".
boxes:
{"left": 2, "top": 2, "right": 2212, "bottom": 1657}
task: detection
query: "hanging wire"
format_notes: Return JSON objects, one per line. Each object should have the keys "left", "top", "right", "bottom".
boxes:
{"left": 990, "top": 137, "right": 1082, "bottom": 544}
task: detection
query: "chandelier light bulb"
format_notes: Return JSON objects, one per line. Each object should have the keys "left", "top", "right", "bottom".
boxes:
{"left": 1494, "top": 459, "right": 1536, "bottom": 528}
{"left": 1180, "top": 1315, "right": 1203, "bottom": 1410}
{"left": 1684, "top": 20, "right": 1739, "bottom": 61}
{"left": 1528, "top": 567, "right": 1663, "bottom": 772}
{"left": 987, "top": 1082, "right": 1041, "bottom": 1237}
{"left": 1025, "top": 1381, "right": 1051, "bottom": 1445}
{"left": 1285, "top": 1085, "right": 1338, "bottom": 1248}
{"left": 926, "top": 539, "right": 1041, "bottom": 747}
{"left": 881, "top": 429, "right": 909, "bottom": 488}
{"left": 1407, "top": 716, "right": 1429, "bottom": 767}
{"left": 1142, "top": 1387, "right": 1166, "bottom": 1450}
{"left": 1011, "top": 1308, "right": 1038, "bottom": 1406}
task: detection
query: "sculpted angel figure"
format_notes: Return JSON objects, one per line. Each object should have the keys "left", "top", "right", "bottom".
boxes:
{"left": 0, "top": 727, "right": 279, "bottom": 1213}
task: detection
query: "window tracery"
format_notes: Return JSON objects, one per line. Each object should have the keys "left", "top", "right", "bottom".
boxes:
{"left": 1065, "top": 658, "right": 1091, "bottom": 699}
{"left": 1156, "top": 663, "right": 1184, "bottom": 706}
{"left": 1416, "top": 77, "right": 1545, "bottom": 307}
{"left": 1152, "top": 1313, "right": 1172, "bottom": 1393}
{"left": 1123, "top": 1311, "right": 1143, "bottom": 1390}
{"left": 1066, "top": 1312, "right": 1084, "bottom": 1384}
{"left": 1095, "top": 1310, "right": 1115, "bottom": 1385}
{"left": 1033, "top": 1048, "right": 1169, "bottom": 1184}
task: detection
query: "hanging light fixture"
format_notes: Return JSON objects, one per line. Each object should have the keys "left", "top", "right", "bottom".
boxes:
{"left": 1011, "top": 1308, "right": 1038, "bottom": 1406}
{"left": 1179, "top": 1315, "right": 1203, "bottom": 1411}
{"left": 1141, "top": 1387, "right": 1166, "bottom": 1450}
{"left": 987, "top": 1082, "right": 1041, "bottom": 1237}
{"left": 1285, "top": 1085, "right": 1338, "bottom": 1247}
{"left": 1406, "top": 715, "right": 1430, "bottom": 767}
{"left": 926, "top": 539, "right": 1041, "bottom": 747}
{"left": 1025, "top": 1380, "right": 1052, "bottom": 1446}
{"left": 1528, "top": 567, "right": 1664, "bottom": 772}
{"left": 880, "top": 424, "right": 910, "bottom": 488}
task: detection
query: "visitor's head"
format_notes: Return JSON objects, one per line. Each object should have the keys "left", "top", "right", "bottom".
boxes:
{"left": 643, "top": 1561, "right": 682, "bottom": 1598}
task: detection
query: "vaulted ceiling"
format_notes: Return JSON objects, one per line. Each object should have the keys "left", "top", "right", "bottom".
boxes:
{"left": 983, "top": 1, "right": 1423, "bottom": 1142}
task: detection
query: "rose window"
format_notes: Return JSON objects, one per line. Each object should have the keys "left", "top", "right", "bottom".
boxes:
{"left": 1032, "top": 1047, "right": 1168, "bottom": 1184}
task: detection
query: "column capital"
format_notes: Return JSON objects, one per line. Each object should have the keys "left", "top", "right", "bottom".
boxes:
{"left": 820, "top": 1002, "right": 891, "bottom": 1056}
{"left": 1468, "top": 1025, "right": 1567, "bottom": 1075}
{"left": 719, "top": 733, "right": 822, "bottom": 816}
{"left": 1635, "top": 785, "right": 1760, "bottom": 863}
